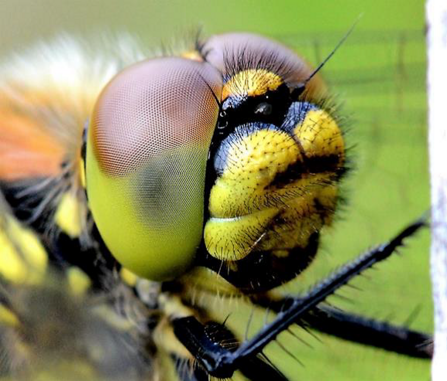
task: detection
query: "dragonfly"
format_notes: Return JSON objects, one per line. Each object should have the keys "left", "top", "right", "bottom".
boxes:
{"left": 0, "top": 28, "right": 431, "bottom": 381}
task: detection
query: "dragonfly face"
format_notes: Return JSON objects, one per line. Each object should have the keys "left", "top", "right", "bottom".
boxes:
{"left": 0, "top": 29, "right": 431, "bottom": 380}
{"left": 87, "top": 33, "right": 346, "bottom": 292}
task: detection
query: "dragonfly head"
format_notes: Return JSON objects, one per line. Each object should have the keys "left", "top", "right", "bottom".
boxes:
{"left": 86, "top": 33, "right": 346, "bottom": 291}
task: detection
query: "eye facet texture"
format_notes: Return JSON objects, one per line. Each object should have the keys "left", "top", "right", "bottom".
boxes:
{"left": 87, "top": 57, "right": 222, "bottom": 281}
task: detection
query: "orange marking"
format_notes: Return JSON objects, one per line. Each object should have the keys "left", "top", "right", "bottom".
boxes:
{"left": 0, "top": 110, "right": 64, "bottom": 180}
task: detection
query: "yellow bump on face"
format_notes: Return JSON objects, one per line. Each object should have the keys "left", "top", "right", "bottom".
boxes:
{"left": 209, "top": 127, "right": 302, "bottom": 219}
{"left": 293, "top": 109, "right": 344, "bottom": 161}
{"left": 204, "top": 103, "right": 345, "bottom": 263}
{"left": 222, "top": 69, "right": 283, "bottom": 101}
{"left": 204, "top": 208, "right": 279, "bottom": 260}
{"left": 87, "top": 57, "right": 222, "bottom": 281}
{"left": 204, "top": 32, "right": 327, "bottom": 101}
{"left": 254, "top": 185, "right": 338, "bottom": 251}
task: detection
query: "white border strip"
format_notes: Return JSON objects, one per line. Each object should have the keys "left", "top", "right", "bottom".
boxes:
{"left": 427, "top": 0, "right": 447, "bottom": 379}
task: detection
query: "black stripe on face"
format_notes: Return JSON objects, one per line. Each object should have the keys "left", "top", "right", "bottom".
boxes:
{"left": 268, "top": 153, "right": 345, "bottom": 189}
{"left": 212, "top": 102, "right": 343, "bottom": 182}
{"left": 218, "top": 83, "right": 291, "bottom": 134}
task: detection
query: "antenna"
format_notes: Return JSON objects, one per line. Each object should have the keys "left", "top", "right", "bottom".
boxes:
{"left": 292, "top": 15, "right": 362, "bottom": 97}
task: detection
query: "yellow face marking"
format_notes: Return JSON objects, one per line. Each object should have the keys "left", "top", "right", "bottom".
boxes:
{"left": 222, "top": 69, "right": 283, "bottom": 101}
{"left": 208, "top": 129, "right": 302, "bottom": 218}
{"left": 205, "top": 208, "right": 279, "bottom": 260}
{"left": 293, "top": 109, "right": 344, "bottom": 161}
{"left": 205, "top": 107, "right": 344, "bottom": 262}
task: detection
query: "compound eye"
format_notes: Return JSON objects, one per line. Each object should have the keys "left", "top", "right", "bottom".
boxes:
{"left": 86, "top": 57, "right": 222, "bottom": 281}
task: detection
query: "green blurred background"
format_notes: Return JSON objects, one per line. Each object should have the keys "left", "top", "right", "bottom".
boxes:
{"left": 0, "top": 0, "right": 430, "bottom": 380}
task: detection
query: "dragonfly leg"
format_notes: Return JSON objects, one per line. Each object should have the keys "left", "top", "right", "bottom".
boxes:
{"left": 173, "top": 216, "right": 427, "bottom": 377}
{"left": 252, "top": 298, "right": 432, "bottom": 359}
{"left": 172, "top": 318, "right": 288, "bottom": 380}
